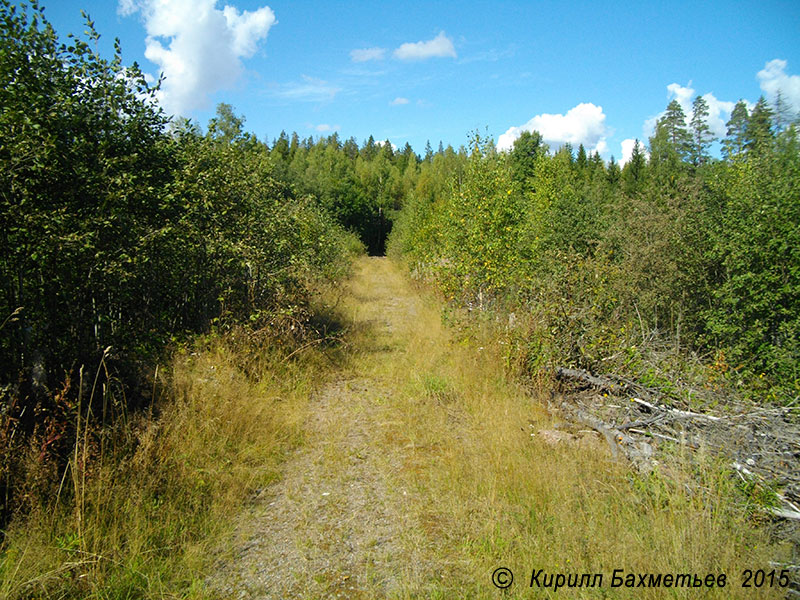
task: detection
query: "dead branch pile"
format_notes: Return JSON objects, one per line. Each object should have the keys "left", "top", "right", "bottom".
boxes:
{"left": 553, "top": 367, "right": 800, "bottom": 525}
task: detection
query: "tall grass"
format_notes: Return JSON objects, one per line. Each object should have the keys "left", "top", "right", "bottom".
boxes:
{"left": 346, "top": 257, "right": 788, "bottom": 599}
{"left": 0, "top": 326, "right": 334, "bottom": 599}
{"left": 1, "top": 257, "right": 789, "bottom": 599}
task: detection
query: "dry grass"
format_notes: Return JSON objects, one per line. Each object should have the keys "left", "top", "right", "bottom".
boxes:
{"left": 342, "top": 257, "right": 787, "bottom": 598}
{"left": 0, "top": 257, "right": 789, "bottom": 599}
{"left": 0, "top": 329, "right": 330, "bottom": 599}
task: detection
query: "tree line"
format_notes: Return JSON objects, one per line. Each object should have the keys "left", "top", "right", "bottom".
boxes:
{"left": 390, "top": 92, "right": 800, "bottom": 405}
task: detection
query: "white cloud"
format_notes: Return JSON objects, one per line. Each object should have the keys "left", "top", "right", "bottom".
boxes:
{"left": 271, "top": 75, "right": 340, "bottom": 102}
{"left": 757, "top": 59, "right": 800, "bottom": 114}
{"left": 120, "top": 0, "right": 275, "bottom": 115}
{"left": 618, "top": 138, "right": 649, "bottom": 167}
{"left": 374, "top": 139, "right": 398, "bottom": 151}
{"left": 497, "top": 102, "right": 609, "bottom": 154}
{"left": 390, "top": 97, "right": 409, "bottom": 106}
{"left": 667, "top": 82, "right": 694, "bottom": 107}
{"left": 223, "top": 5, "right": 275, "bottom": 56}
{"left": 117, "top": 0, "right": 137, "bottom": 16}
{"left": 393, "top": 31, "right": 456, "bottom": 61}
{"left": 350, "top": 47, "right": 386, "bottom": 62}
{"left": 313, "top": 123, "right": 340, "bottom": 132}
{"left": 702, "top": 93, "right": 736, "bottom": 138}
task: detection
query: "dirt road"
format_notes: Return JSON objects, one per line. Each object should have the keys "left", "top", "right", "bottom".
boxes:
{"left": 211, "top": 257, "right": 457, "bottom": 598}
{"left": 209, "top": 256, "right": 783, "bottom": 600}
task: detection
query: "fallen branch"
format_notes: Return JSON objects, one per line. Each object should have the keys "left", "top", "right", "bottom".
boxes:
{"left": 629, "top": 429, "right": 700, "bottom": 450}
{"left": 618, "top": 413, "right": 668, "bottom": 431}
{"left": 554, "top": 367, "right": 660, "bottom": 400}
{"left": 555, "top": 367, "right": 615, "bottom": 391}
{"left": 559, "top": 401, "right": 656, "bottom": 468}
{"left": 731, "top": 462, "right": 800, "bottom": 521}
{"left": 631, "top": 397, "right": 721, "bottom": 422}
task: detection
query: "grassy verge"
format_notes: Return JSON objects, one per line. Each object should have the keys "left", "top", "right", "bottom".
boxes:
{"left": 351, "top": 257, "right": 790, "bottom": 598}
{"left": 0, "top": 303, "right": 345, "bottom": 599}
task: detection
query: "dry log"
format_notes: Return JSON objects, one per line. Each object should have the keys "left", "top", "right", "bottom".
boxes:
{"left": 631, "top": 397, "right": 721, "bottom": 422}
{"left": 555, "top": 367, "right": 615, "bottom": 390}
{"left": 559, "top": 401, "right": 655, "bottom": 469}
{"left": 560, "top": 402, "right": 622, "bottom": 456}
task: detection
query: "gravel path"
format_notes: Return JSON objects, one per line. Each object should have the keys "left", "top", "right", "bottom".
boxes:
{"left": 209, "top": 257, "right": 426, "bottom": 599}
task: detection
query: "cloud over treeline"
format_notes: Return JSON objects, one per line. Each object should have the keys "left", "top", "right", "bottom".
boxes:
{"left": 497, "top": 103, "right": 609, "bottom": 155}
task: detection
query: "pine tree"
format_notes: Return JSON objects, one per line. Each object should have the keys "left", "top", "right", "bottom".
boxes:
{"left": 622, "top": 140, "right": 646, "bottom": 195}
{"left": 606, "top": 156, "right": 621, "bottom": 185}
{"left": 576, "top": 143, "right": 588, "bottom": 170}
{"left": 271, "top": 130, "right": 290, "bottom": 160}
{"left": 745, "top": 96, "right": 775, "bottom": 157}
{"left": 562, "top": 142, "right": 574, "bottom": 162}
{"left": 588, "top": 151, "right": 605, "bottom": 179}
{"left": 382, "top": 139, "right": 395, "bottom": 160}
{"left": 362, "top": 135, "right": 378, "bottom": 160}
{"left": 689, "top": 95, "right": 714, "bottom": 166}
{"left": 722, "top": 100, "right": 749, "bottom": 161}
{"left": 660, "top": 100, "right": 691, "bottom": 161}
{"left": 402, "top": 142, "right": 417, "bottom": 164}
{"left": 343, "top": 136, "right": 358, "bottom": 160}
{"left": 772, "top": 91, "right": 795, "bottom": 133}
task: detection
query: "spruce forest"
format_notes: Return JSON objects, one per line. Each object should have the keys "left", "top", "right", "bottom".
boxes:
{"left": 1, "top": 2, "right": 799, "bottom": 598}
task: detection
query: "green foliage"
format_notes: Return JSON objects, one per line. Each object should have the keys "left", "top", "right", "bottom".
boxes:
{"left": 392, "top": 98, "right": 800, "bottom": 403}
{"left": 0, "top": 1, "right": 359, "bottom": 523}
{"left": 207, "top": 102, "right": 245, "bottom": 144}
{"left": 266, "top": 131, "right": 422, "bottom": 255}
{"left": 437, "top": 133, "right": 522, "bottom": 300}
{"left": 622, "top": 140, "right": 647, "bottom": 194}
{"left": 705, "top": 140, "right": 800, "bottom": 392}
{"left": 689, "top": 95, "right": 714, "bottom": 166}
{"left": 722, "top": 100, "right": 749, "bottom": 161}
{"left": 388, "top": 132, "right": 518, "bottom": 302}
{"left": 509, "top": 130, "right": 545, "bottom": 185}
{"left": 744, "top": 97, "right": 775, "bottom": 158}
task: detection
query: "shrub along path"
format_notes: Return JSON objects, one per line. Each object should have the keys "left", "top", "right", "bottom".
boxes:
{"left": 209, "top": 257, "right": 784, "bottom": 599}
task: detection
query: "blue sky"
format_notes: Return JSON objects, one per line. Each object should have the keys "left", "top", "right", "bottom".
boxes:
{"left": 43, "top": 0, "right": 800, "bottom": 163}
